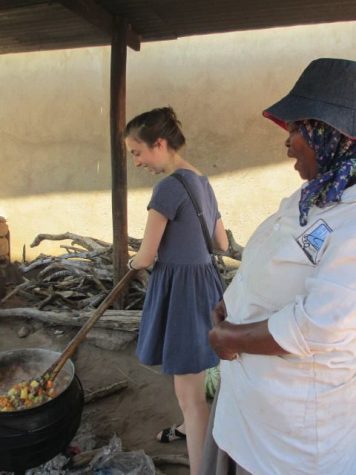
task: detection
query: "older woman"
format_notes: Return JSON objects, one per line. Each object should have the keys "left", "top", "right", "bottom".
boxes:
{"left": 203, "top": 58, "right": 356, "bottom": 475}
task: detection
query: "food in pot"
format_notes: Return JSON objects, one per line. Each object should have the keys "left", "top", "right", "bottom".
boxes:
{"left": 0, "top": 373, "right": 56, "bottom": 412}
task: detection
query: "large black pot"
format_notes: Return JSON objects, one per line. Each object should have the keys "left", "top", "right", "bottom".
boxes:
{"left": 0, "top": 348, "right": 84, "bottom": 473}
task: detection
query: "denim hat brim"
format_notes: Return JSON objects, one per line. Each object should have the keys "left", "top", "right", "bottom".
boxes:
{"left": 263, "top": 93, "right": 356, "bottom": 140}
{"left": 263, "top": 58, "right": 356, "bottom": 140}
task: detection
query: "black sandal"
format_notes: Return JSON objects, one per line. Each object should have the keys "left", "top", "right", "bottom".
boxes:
{"left": 157, "top": 424, "right": 186, "bottom": 443}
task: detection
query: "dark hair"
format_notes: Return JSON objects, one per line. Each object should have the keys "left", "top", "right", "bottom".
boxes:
{"left": 124, "top": 106, "right": 186, "bottom": 151}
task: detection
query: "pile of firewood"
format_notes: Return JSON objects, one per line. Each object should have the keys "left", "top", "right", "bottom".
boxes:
{"left": 1, "top": 230, "right": 242, "bottom": 312}
{"left": 1, "top": 233, "right": 146, "bottom": 311}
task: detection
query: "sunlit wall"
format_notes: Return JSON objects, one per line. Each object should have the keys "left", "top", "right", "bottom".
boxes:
{"left": 0, "top": 21, "right": 355, "bottom": 260}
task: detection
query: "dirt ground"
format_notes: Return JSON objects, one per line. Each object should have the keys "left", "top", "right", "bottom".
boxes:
{"left": 0, "top": 310, "right": 190, "bottom": 475}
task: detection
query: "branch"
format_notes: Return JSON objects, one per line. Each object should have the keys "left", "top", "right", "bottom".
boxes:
{"left": 30, "top": 233, "right": 111, "bottom": 251}
{"left": 0, "top": 308, "right": 141, "bottom": 332}
{"left": 84, "top": 380, "right": 128, "bottom": 404}
{"left": 152, "top": 454, "right": 190, "bottom": 467}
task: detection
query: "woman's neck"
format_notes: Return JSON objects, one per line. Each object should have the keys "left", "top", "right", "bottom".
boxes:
{"left": 166, "top": 156, "right": 202, "bottom": 176}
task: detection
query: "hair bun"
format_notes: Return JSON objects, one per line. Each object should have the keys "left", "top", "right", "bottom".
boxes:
{"left": 124, "top": 106, "right": 186, "bottom": 151}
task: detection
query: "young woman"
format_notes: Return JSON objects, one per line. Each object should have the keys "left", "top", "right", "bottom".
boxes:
{"left": 124, "top": 106, "right": 228, "bottom": 475}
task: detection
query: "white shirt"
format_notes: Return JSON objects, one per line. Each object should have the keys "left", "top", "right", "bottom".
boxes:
{"left": 213, "top": 185, "right": 356, "bottom": 475}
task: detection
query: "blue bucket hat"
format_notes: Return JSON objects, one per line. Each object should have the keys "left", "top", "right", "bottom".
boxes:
{"left": 263, "top": 58, "right": 356, "bottom": 139}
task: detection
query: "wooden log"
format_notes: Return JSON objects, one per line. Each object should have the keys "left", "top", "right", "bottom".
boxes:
{"left": 0, "top": 308, "right": 141, "bottom": 331}
{"left": 59, "top": 248, "right": 110, "bottom": 261}
{"left": 128, "top": 236, "right": 142, "bottom": 251}
{"left": 30, "top": 233, "right": 111, "bottom": 251}
{"left": 38, "top": 294, "right": 54, "bottom": 309}
{"left": 152, "top": 454, "right": 190, "bottom": 467}
{"left": 69, "top": 449, "right": 188, "bottom": 470}
{"left": 0, "top": 280, "right": 28, "bottom": 303}
{"left": 225, "top": 229, "right": 244, "bottom": 261}
{"left": 75, "top": 292, "right": 107, "bottom": 309}
{"left": 21, "top": 257, "right": 54, "bottom": 272}
{"left": 84, "top": 380, "right": 128, "bottom": 404}
{"left": 43, "top": 270, "right": 73, "bottom": 282}
{"left": 69, "top": 447, "right": 102, "bottom": 468}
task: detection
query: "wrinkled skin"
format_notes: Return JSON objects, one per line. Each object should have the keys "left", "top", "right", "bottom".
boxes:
{"left": 209, "top": 300, "right": 287, "bottom": 359}
{"left": 209, "top": 300, "right": 239, "bottom": 360}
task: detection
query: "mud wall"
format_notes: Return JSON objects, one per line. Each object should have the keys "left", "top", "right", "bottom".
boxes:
{"left": 0, "top": 21, "right": 355, "bottom": 260}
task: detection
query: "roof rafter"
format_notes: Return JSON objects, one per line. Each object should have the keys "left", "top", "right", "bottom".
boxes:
{"left": 58, "top": 0, "right": 141, "bottom": 51}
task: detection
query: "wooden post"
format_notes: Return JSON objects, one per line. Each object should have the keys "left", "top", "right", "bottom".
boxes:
{"left": 110, "top": 17, "right": 128, "bottom": 288}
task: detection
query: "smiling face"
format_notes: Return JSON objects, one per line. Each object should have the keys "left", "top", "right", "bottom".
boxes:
{"left": 125, "top": 136, "right": 166, "bottom": 175}
{"left": 285, "top": 124, "right": 318, "bottom": 181}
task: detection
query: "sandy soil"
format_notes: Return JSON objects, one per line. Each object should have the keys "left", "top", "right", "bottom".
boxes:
{"left": 0, "top": 311, "right": 190, "bottom": 475}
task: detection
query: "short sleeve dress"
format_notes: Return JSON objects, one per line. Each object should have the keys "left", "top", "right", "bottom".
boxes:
{"left": 136, "top": 168, "right": 223, "bottom": 375}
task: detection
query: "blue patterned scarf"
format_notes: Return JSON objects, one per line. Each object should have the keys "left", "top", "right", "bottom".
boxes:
{"left": 296, "top": 120, "right": 356, "bottom": 226}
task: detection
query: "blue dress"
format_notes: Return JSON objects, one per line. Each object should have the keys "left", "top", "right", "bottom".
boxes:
{"left": 136, "top": 169, "right": 222, "bottom": 374}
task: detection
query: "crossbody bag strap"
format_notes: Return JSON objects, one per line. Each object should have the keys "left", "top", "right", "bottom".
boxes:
{"left": 171, "top": 172, "right": 213, "bottom": 254}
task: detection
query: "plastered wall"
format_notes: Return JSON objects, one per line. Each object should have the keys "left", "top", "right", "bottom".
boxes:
{"left": 0, "top": 21, "right": 355, "bottom": 261}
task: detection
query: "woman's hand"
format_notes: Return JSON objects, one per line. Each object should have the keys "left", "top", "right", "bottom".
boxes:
{"left": 211, "top": 299, "right": 227, "bottom": 325}
{"left": 210, "top": 300, "right": 288, "bottom": 359}
{"left": 209, "top": 321, "right": 240, "bottom": 360}
{"left": 210, "top": 299, "right": 239, "bottom": 360}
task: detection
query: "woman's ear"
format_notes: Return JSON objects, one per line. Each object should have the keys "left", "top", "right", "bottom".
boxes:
{"left": 154, "top": 137, "right": 167, "bottom": 150}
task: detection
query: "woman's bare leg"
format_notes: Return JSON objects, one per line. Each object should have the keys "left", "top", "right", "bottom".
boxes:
{"left": 174, "top": 372, "right": 209, "bottom": 475}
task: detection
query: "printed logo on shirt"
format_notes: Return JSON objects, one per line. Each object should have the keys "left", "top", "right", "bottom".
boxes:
{"left": 296, "top": 219, "right": 333, "bottom": 264}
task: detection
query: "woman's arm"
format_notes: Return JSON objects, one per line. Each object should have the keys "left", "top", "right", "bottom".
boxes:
{"left": 213, "top": 218, "right": 229, "bottom": 252}
{"left": 130, "top": 209, "right": 168, "bottom": 269}
{"left": 267, "top": 226, "right": 356, "bottom": 357}
{"left": 209, "top": 299, "right": 288, "bottom": 359}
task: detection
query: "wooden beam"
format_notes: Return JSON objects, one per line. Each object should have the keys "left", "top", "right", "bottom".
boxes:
{"left": 127, "top": 24, "right": 141, "bottom": 52}
{"left": 110, "top": 16, "right": 128, "bottom": 289}
{"left": 58, "top": 0, "right": 141, "bottom": 51}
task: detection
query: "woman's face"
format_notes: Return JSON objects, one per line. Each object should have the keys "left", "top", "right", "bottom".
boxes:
{"left": 125, "top": 136, "right": 166, "bottom": 175}
{"left": 285, "top": 125, "right": 318, "bottom": 181}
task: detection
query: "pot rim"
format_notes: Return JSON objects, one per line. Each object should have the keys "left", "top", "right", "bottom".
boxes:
{"left": 0, "top": 347, "right": 75, "bottom": 413}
